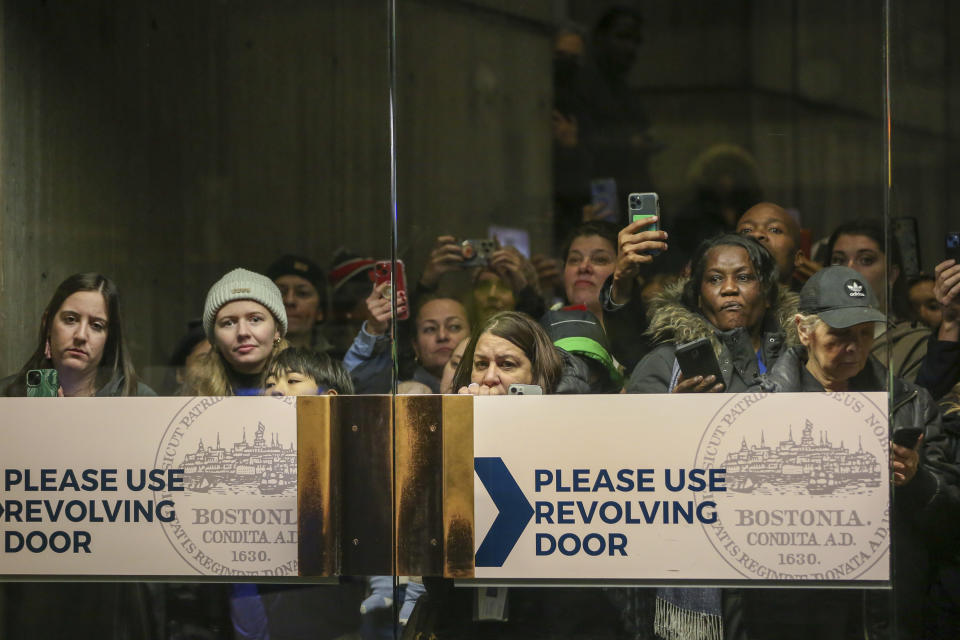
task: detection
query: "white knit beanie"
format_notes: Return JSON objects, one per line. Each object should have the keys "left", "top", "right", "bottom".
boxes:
{"left": 203, "top": 268, "right": 288, "bottom": 340}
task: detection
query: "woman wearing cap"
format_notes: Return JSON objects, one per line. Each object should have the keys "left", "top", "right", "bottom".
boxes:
{"left": 266, "top": 254, "right": 333, "bottom": 354}
{"left": 3, "top": 272, "right": 154, "bottom": 397}
{"left": 185, "top": 268, "right": 288, "bottom": 396}
{"left": 825, "top": 219, "right": 929, "bottom": 382}
{"left": 750, "top": 265, "right": 949, "bottom": 640}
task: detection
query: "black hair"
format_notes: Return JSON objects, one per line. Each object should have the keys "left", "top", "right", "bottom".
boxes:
{"left": 560, "top": 220, "right": 619, "bottom": 263}
{"left": 160, "top": 318, "right": 208, "bottom": 395}
{"left": 168, "top": 319, "right": 206, "bottom": 368}
{"left": 823, "top": 219, "right": 909, "bottom": 318}
{"left": 824, "top": 219, "right": 903, "bottom": 271}
{"left": 682, "top": 234, "right": 780, "bottom": 311}
{"left": 5, "top": 272, "right": 139, "bottom": 397}
{"left": 265, "top": 347, "right": 354, "bottom": 395}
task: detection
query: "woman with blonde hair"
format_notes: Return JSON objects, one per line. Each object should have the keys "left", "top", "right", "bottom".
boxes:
{"left": 186, "top": 268, "right": 289, "bottom": 396}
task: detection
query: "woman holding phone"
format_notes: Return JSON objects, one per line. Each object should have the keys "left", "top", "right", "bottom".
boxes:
{"left": 452, "top": 310, "right": 565, "bottom": 395}
{"left": 621, "top": 235, "right": 795, "bottom": 640}
{"left": 747, "top": 266, "right": 949, "bottom": 640}
{"left": 3, "top": 272, "right": 153, "bottom": 397}
{"left": 185, "top": 268, "right": 288, "bottom": 396}
{"left": 627, "top": 233, "right": 796, "bottom": 394}
{"left": 1, "top": 272, "right": 154, "bottom": 638}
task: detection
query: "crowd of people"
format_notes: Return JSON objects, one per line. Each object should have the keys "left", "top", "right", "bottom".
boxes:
{"left": 5, "top": 3, "right": 960, "bottom": 637}
{"left": 5, "top": 199, "right": 960, "bottom": 639}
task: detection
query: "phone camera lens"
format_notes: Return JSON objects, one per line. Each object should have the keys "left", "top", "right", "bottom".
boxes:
{"left": 27, "top": 371, "right": 41, "bottom": 386}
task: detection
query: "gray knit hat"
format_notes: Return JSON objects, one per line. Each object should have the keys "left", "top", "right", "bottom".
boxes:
{"left": 203, "top": 268, "right": 288, "bottom": 339}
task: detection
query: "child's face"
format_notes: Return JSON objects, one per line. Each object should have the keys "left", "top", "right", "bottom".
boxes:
{"left": 264, "top": 369, "right": 321, "bottom": 396}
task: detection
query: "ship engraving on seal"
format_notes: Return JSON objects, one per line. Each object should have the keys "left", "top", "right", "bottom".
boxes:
{"left": 694, "top": 392, "right": 890, "bottom": 583}
{"left": 154, "top": 397, "right": 299, "bottom": 576}
{"left": 723, "top": 420, "right": 881, "bottom": 496}
{"left": 180, "top": 422, "right": 296, "bottom": 496}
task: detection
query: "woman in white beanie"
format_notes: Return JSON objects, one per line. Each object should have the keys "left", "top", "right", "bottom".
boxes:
{"left": 185, "top": 268, "right": 289, "bottom": 396}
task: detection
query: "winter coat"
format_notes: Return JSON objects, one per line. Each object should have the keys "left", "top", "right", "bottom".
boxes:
{"left": 759, "top": 345, "right": 948, "bottom": 640}
{"left": 872, "top": 319, "right": 929, "bottom": 384}
{"left": 626, "top": 281, "right": 798, "bottom": 394}
{"left": 922, "top": 408, "right": 960, "bottom": 637}
{"left": 554, "top": 349, "right": 591, "bottom": 394}
{"left": 916, "top": 333, "right": 960, "bottom": 400}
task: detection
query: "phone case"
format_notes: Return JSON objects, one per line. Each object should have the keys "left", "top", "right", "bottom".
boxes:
{"left": 947, "top": 231, "right": 960, "bottom": 263}
{"left": 628, "top": 192, "right": 660, "bottom": 255}
{"left": 674, "top": 339, "right": 723, "bottom": 382}
{"left": 461, "top": 239, "right": 495, "bottom": 268}
{"left": 372, "top": 260, "right": 409, "bottom": 320}
{"left": 26, "top": 369, "right": 59, "bottom": 397}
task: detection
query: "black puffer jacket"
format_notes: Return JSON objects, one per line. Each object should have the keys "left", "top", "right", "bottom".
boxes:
{"left": 760, "top": 346, "right": 949, "bottom": 640}
{"left": 554, "top": 348, "right": 591, "bottom": 394}
{"left": 626, "top": 281, "right": 798, "bottom": 394}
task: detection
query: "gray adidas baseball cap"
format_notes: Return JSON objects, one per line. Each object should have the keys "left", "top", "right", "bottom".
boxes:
{"left": 798, "top": 266, "right": 887, "bottom": 328}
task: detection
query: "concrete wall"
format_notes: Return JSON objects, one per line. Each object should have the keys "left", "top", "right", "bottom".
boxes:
{"left": 0, "top": 0, "right": 955, "bottom": 386}
{"left": 0, "top": 0, "right": 554, "bottom": 384}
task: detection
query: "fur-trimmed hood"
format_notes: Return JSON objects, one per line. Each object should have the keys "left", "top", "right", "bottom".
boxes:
{"left": 644, "top": 279, "right": 799, "bottom": 355}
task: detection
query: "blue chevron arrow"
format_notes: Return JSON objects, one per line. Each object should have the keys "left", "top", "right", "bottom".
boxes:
{"left": 474, "top": 456, "right": 534, "bottom": 567}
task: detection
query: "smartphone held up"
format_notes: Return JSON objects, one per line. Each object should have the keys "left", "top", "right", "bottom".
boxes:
{"left": 946, "top": 231, "right": 960, "bottom": 263}
{"left": 461, "top": 239, "right": 496, "bottom": 268}
{"left": 629, "top": 192, "right": 661, "bottom": 255}
{"left": 370, "top": 260, "right": 409, "bottom": 321}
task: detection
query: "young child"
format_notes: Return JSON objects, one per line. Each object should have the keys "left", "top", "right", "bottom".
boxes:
{"left": 261, "top": 347, "right": 426, "bottom": 634}
{"left": 263, "top": 346, "right": 354, "bottom": 396}
{"left": 232, "top": 347, "right": 359, "bottom": 640}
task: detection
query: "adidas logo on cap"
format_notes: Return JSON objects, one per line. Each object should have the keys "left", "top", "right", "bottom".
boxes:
{"left": 845, "top": 280, "right": 865, "bottom": 297}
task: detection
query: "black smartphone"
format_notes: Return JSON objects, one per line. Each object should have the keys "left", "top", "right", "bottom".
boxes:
{"left": 674, "top": 338, "right": 723, "bottom": 382}
{"left": 946, "top": 231, "right": 960, "bottom": 263}
{"left": 892, "top": 427, "right": 923, "bottom": 448}
{"left": 27, "top": 369, "right": 59, "bottom": 397}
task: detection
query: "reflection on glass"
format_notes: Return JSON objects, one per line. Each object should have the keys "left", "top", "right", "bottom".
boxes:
{"left": 3, "top": 0, "right": 960, "bottom": 637}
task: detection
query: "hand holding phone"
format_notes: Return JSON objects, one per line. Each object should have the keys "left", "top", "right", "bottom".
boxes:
{"left": 628, "top": 192, "right": 660, "bottom": 235}
{"left": 933, "top": 257, "right": 960, "bottom": 328}
{"left": 672, "top": 338, "right": 725, "bottom": 393}
{"left": 610, "top": 195, "right": 668, "bottom": 304}
{"left": 461, "top": 239, "right": 496, "bottom": 268}
{"left": 370, "top": 260, "right": 409, "bottom": 321}
{"left": 891, "top": 427, "right": 923, "bottom": 449}
{"left": 420, "top": 235, "right": 464, "bottom": 288}
{"left": 891, "top": 429, "right": 923, "bottom": 486}
{"left": 947, "top": 231, "right": 960, "bottom": 263}
{"left": 27, "top": 369, "right": 59, "bottom": 397}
